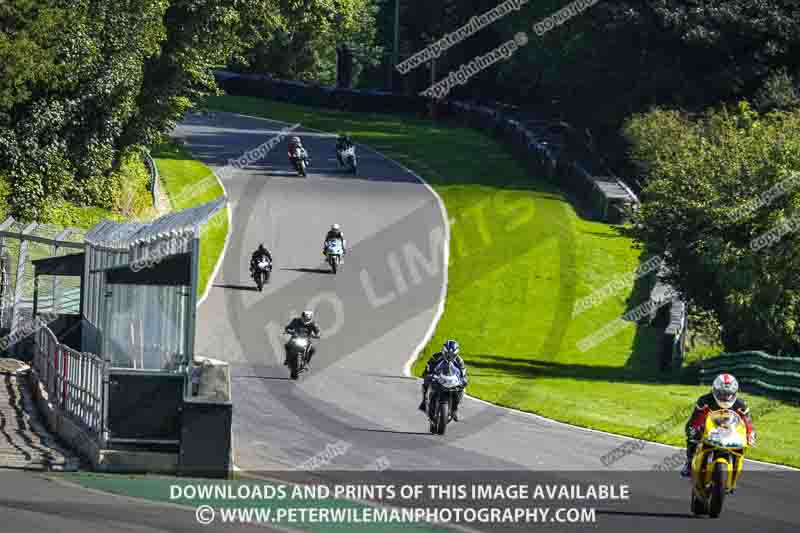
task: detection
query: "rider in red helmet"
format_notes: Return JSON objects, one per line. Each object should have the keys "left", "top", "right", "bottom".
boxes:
{"left": 681, "top": 373, "right": 756, "bottom": 478}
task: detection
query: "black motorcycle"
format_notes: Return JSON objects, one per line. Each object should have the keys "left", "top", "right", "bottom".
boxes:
{"left": 425, "top": 359, "right": 465, "bottom": 435}
{"left": 285, "top": 329, "right": 319, "bottom": 380}
{"left": 251, "top": 255, "right": 272, "bottom": 291}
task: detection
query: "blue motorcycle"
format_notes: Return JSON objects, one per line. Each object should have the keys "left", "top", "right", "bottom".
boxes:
{"left": 425, "top": 359, "right": 465, "bottom": 435}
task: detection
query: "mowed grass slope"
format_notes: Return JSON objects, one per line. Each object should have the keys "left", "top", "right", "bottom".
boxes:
{"left": 152, "top": 141, "right": 228, "bottom": 300}
{"left": 204, "top": 95, "right": 800, "bottom": 467}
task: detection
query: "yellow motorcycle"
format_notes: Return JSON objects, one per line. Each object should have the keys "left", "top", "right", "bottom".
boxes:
{"left": 690, "top": 408, "right": 750, "bottom": 518}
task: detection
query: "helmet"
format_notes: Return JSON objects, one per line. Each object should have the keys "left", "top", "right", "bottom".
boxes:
{"left": 442, "top": 339, "right": 460, "bottom": 359}
{"left": 712, "top": 373, "right": 738, "bottom": 409}
{"left": 301, "top": 310, "right": 313, "bottom": 324}
{"left": 331, "top": 224, "right": 340, "bottom": 231}
{"left": 257, "top": 243, "right": 266, "bottom": 250}
{"left": 291, "top": 136, "right": 301, "bottom": 144}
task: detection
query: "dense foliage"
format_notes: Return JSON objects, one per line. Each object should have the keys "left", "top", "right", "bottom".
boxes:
{"left": 233, "top": 0, "right": 381, "bottom": 86}
{"left": 0, "top": 0, "right": 276, "bottom": 221}
{"left": 3, "top": 0, "right": 800, "bottom": 355}
{"left": 626, "top": 103, "right": 800, "bottom": 354}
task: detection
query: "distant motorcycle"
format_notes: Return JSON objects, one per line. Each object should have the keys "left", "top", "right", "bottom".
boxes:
{"left": 324, "top": 238, "right": 344, "bottom": 274}
{"left": 338, "top": 145, "right": 357, "bottom": 174}
{"left": 284, "top": 328, "right": 318, "bottom": 380}
{"left": 289, "top": 146, "right": 309, "bottom": 177}
{"left": 251, "top": 255, "right": 272, "bottom": 291}
{"left": 424, "top": 359, "right": 465, "bottom": 436}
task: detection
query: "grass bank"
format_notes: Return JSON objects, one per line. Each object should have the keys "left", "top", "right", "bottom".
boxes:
{"left": 203, "top": 94, "right": 800, "bottom": 468}
{"left": 0, "top": 150, "right": 155, "bottom": 229}
{"left": 151, "top": 140, "right": 228, "bottom": 300}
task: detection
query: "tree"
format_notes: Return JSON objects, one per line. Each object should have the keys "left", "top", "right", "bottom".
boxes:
{"left": 626, "top": 102, "right": 800, "bottom": 353}
{"left": 0, "top": 0, "right": 168, "bottom": 219}
{"left": 0, "top": 0, "right": 274, "bottom": 220}
{"left": 238, "top": 0, "right": 380, "bottom": 86}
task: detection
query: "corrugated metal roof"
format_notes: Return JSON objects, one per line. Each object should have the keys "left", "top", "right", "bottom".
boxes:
{"left": 591, "top": 177, "right": 636, "bottom": 200}
{"left": 85, "top": 196, "right": 225, "bottom": 249}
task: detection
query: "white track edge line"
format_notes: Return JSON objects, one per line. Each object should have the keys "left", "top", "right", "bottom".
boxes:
{"left": 196, "top": 169, "right": 232, "bottom": 308}
{"left": 212, "top": 109, "right": 800, "bottom": 473}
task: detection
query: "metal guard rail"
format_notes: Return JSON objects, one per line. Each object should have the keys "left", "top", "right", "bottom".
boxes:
{"left": 33, "top": 323, "right": 106, "bottom": 440}
{"left": 141, "top": 147, "right": 162, "bottom": 211}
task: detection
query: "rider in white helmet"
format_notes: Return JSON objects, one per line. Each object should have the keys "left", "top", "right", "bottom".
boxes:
{"left": 323, "top": 224, "right": 347, "bottom": 262}
{"left": 681, "top": 373, "right": 755, "bottom": 478}
{"left": 283, "top": 310, "right": 320, "bottom": 366}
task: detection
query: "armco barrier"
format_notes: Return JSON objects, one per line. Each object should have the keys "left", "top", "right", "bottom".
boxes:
{"left": 699, "top": 351, "right": 800, "bottom": 398}
{"left": 649, "top": 263, "right": 688, "bottom": 371}
{"left": 213, "top": 70, "right": 639, "bottom": 223}
{"left": 141, "top": 148, "right": 163, "bottom": 211}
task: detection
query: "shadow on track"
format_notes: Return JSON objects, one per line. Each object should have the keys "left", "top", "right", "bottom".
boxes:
{"left": 214, "top": 283, "right": 260, "bottom": 291}
{"left": 234, "top": 375, "right": 292, "bottom": 381}
{"left": 280, "top": 267, "right": 333, "bottom": 275}
{"left": 596, "top": 510, "right": 694, "bottom": 519}
{"left": 347, "top": 427, "right": 432, "bottom": 436}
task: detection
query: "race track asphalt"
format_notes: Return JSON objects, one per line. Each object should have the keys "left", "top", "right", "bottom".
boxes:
{"left": 0, "top": 468, "right": 274, "bottom": 532}
{"left": 168, "top": 110, "right": 800, "bottom": 533}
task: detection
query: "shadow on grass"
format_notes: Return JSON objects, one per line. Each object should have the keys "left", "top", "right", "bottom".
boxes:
{"left": 151, "top": 139, "right": 194, "bottom": 160}
{"left": 468, "top": 353, "right": 700, "bottom": 386}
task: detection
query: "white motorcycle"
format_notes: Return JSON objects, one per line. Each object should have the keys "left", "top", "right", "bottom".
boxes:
{"left": 289, "top": 146, "right": 309, "bottom": 176}
{"left": 338, "top": 145, "right": 357, "bottom": 174}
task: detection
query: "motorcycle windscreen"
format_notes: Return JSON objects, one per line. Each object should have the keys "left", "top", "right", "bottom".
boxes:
{"left": 706, "top": 410, "right": 747, "bottom": 448}
{"left": 325, "top": 240, "right": 344, "bottom": 254}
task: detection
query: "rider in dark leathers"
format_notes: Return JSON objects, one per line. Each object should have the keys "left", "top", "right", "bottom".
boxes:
{"left": 681, "top": 373, "right": 755, "bottom": 478}
{"left": 250, "top": 244, "right": 272, "bottom": 273}
{"left": 284, "top": 311, "right": 320, "bottom": 366}
{"left": 336, "top": 134, "right": 354, "bottom": 166}
{"left": 419, "top": 340, "right": 467, "bottom": 421}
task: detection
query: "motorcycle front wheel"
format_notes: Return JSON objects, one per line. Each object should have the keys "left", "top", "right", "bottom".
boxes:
{"left": 709, "top": 461, "right": 727, "bottom": 518}
{"left": 690, "top": 488, "right": 706, "bottom": 516}
{"left": 437, "top": 401, "right": 448, "bottom": 435}
{"left": 289, "top": 353, "right": 299, "bottom": 380}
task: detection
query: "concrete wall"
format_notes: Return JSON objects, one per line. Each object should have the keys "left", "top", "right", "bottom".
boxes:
{"left": 29, "top": 369, "right": 179, "bottom": 474}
